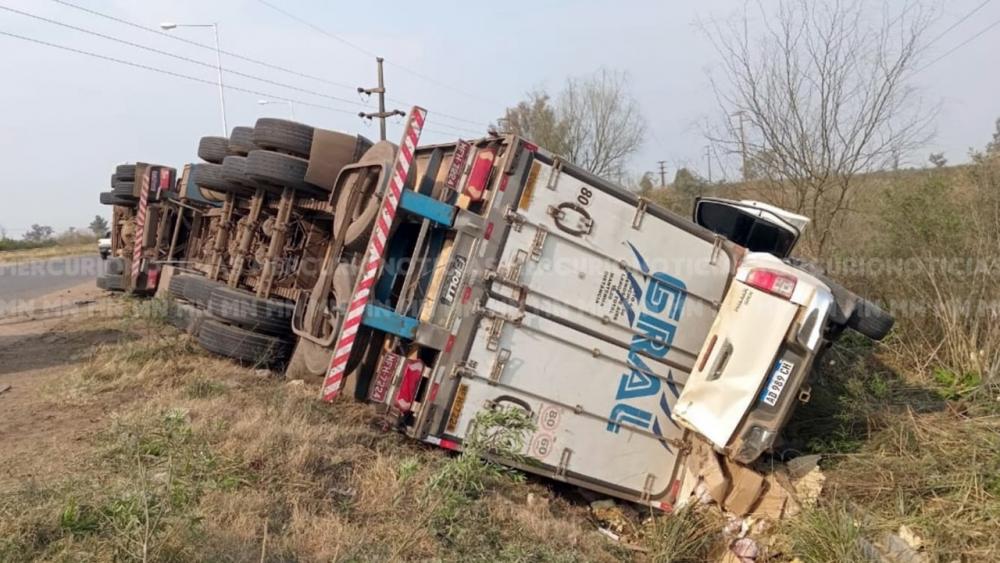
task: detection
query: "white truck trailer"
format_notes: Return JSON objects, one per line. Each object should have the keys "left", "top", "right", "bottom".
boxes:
{"left": 291, "top": 108, "right": 892, "bottom": 510}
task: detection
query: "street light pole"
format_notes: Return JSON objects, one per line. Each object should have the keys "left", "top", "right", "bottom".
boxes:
{"left": 211, "top": 24, "right": 227, "bottom": 135}
{"left": 161, "top": 22, "right": 227, "bottom": 135}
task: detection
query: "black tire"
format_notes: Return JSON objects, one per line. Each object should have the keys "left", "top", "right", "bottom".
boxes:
{"left": 245, "top": 149, "right": 317, "bottom": 193}
{"left": 112, "top": 180, "right": 135, "bottom": 198}
{"left": 190, "top": 163, "right": 244, "bottom": 195}
{"left": 229, "top": 126, "right": 257, "bottom": 156}
{"left": 848, "top": 299, "right": 894, "bottom": 341}
{"left": 198, "top": 136, "right": 229, "bottom": 164}
{"left": 97, "top": 273, "right": 124, "bottom": 291}
{"left": 253, "top": 118, "right": 314, "bottom": 158}
{"left": 333, "top": 174, "right": 381, "bottom": 250}
{"left": 116, "top": 164, "right": 136, "bottom": 181}
{"left": 182, "top": 275, "right": 222, "bottom": 308}
{"left": 198, "top": 319, "right": 292, "bottom": 365}
{"left": 206, "top": 286, "right": 294, "bottom": 336}
{"left": 168, "top": 274, "right": 192, "bottom": 300}
{"left": 99, "top": 191, "right": 135, "bottom": 206}
{"left": 221, "top": 155, "right": 259, "bottom": 191}
{"left": 106, "top": 257, "right": 125, "bottom": 276}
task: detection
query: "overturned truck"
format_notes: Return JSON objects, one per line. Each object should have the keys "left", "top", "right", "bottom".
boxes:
{"left": 279, "top": 109, "right": 892, "bottom": 510}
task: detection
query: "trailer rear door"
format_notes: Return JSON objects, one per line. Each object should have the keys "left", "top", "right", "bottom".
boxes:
{"left": 436, "top": 152, "right": 738, "bottom": 504}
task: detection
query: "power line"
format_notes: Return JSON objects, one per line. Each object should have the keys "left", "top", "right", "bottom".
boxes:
{"left": 918, "top": 15, "right": 1000, "bottom": 71}
{"left": 252, "top": 0, "right": 502, "bottom": 117}
{"left": 0, "top": 27, "right": 483, "bottom": 140}
{"left": 48, "top": 0, "right": 359, "bottom": 93}
{"left": 925, "top": 0, "right": 992, "bottom": 48}
{"left": 0, "top": 28, "right": 358, "bottom": 115}
{"left": 3, "top": 3, "right": 374, "bottom": 111}
{"left": 49, "top": 0, "right": 491, "bottom": 131}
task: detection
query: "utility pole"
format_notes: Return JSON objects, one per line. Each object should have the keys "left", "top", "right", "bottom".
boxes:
{"left": 358, "top": 57, "right": 404, "bottom": 141}
{"left": 733, "top": 110, "right": 748, "bottom": 180}
{"left": 657, "top": 160, "right": 668, "bottom": 187}
{"left": 704, "top": 145, "right": 713, "bottom": 183}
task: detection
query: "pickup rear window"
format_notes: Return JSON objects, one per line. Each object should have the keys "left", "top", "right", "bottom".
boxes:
{"left": 695, "top": 202, "right": 796, "bottom": 257}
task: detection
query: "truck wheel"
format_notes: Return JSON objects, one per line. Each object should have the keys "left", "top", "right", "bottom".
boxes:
{"left": 106, "top": 257, "right": 125, "bottom": 276}
{"left": 245, "top": 149, "right": 317, "bottom": 193}
{"left": 99, "top": 191, "right": 136, "bottom": 207}
{"left": 253, "top": 118, "right": 314, "bottom": 158}
{"left": 198, "top": 136, "right": 229, "bottom": 164}
{"left": 191, "top": 163, "right": 243, "bottom": 195}
{"left": 97, "top": 273, "right": 125, "bottom": 291}
{"left": 333, "top": 173, "right": 381, "bottom": 251}
{"left": 198, "top": 319, "right": 292, "bottom": 365}
{"left": 228, "top": 126, "right": 257, "bottom": 156}
{"left": 115, "top": 164, "right": 136, "bottom": 181}
{"left": 221, "top": 156, "right": 259, "bottom": 192}
{"left": 847, "top": 299, "right": 894, "bottom": 341}
{"left": 182, "top": 275, "right": 222, "bottom": 308}
{"left": 168, "top": 274, "right": 192, "bottom": 300}
{"left": 207, "top": 286, "right": 294, "bottom": 336}
{"left": 112, "top": 180, "right": 136, "bottom": 198}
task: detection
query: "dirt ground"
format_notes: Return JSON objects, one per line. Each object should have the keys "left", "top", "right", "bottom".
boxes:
{"left": 0, "top": 282, "right": 128, "bottom": 490}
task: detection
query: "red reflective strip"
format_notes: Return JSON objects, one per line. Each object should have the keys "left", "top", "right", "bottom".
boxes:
{"left": 428, "top": 382, "right": 440, "bottom": 403}
{"left": 445, "top": 334, "right": 456, "bottom": 353}
{"left": 461, "top": 286, "right": 472, "bottom": 304}
{"left": 499, "top": 175, "right": 509, "bottom": 192}
{"left": 484, "top": 222, "right": 494, "bottom": 240}
{"left": 321, "top": 106, "right": 427, "bottom": 401}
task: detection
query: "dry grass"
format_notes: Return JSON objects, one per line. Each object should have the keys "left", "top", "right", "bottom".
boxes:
{"left": 1, "top": 304, "right": 670, "bottom": 562}
{"left": 0, "top": 242, "right": 96, "bottom": 264}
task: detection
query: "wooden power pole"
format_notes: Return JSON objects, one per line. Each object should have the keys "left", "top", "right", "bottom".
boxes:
{"left": 657, "top": 160, "right": 668, "bottom": 187}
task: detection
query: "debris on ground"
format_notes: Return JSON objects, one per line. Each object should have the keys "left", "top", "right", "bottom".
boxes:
{"left": 0, "top": 384, "right": 11, "bottom": 395}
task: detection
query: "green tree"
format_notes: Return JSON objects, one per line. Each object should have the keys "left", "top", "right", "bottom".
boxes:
{"left": 89, "top": 215, "right": 109, "bottom": 236}
{"left": 23, "top": 224, "right": 54, "bottom": 242}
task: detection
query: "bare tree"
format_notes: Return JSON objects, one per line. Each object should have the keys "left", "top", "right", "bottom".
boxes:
{"left": 704, "top": 0, "right": 935, "bottom": 257}
{"left": 499, "top": 70, "right": 646, "bottom": 180}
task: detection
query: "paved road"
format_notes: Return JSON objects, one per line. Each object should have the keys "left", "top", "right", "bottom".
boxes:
{"left": 0, "top": 254, "right": 105, "bottom": 315}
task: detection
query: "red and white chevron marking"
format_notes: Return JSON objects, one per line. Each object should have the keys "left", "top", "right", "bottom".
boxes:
{"left": 131, "top": 169, "right": 150, "bottom": 286}
{"left": 321, "top": 106, "right": 427, "bottom": 402}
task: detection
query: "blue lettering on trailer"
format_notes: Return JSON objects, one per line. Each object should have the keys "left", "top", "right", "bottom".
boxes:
{"left": 606, "top": 242, "right": 687, "bottom": 452}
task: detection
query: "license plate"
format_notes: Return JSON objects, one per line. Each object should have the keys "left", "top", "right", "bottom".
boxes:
{"left": 760, "top": 359, "right": 794, "bottom": 406}
{"left": 369, "top": 353, "right": 402, "bottom": 403}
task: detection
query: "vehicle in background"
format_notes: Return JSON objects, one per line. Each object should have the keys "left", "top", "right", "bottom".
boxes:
{"left": 96, "top": 163, "right": 178, "bottom": 293}
{"left": 97, "top": 230, "right": 111, "bottom": 260}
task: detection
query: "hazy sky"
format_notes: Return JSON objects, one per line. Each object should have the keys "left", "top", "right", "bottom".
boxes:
{"left": 0, "top": 0, "right": 997, "bottom": 234}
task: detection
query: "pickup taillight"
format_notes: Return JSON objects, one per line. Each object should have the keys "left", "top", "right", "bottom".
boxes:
{"left": 745, "top": 268, "right": 797, "bottom": 299}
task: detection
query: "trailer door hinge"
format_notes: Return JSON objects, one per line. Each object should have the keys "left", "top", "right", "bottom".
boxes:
{"left": 487, "top": 316, "right": 504, "bottom": 351}
{"left": 556, "top": 448, "right": 573, "bottom": 477}
{"left": 710, "top": 235, "right": 723, "bottom": 266}
{"left": 632, "top": 197, "right": 649, "bottom": 230}
{"left": 488, "top": 348, "right": 511, "bottom": 384}
{"left": 504, "top": 207, "right": 526, "bottom": 232}
{"left": 546, "top": 158, "right": 564, "bottom": 191}
{"left": 529, "top": 227, "right": 548, "bottom": 261}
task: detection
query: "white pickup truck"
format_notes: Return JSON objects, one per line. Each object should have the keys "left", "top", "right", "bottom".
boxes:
{"left": 98, "top": 230, "right": 111, "bottom": 260}
{"left": 291, "top": 112, "right": 893, "bottom": 510}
